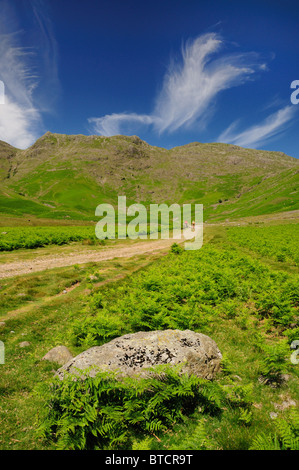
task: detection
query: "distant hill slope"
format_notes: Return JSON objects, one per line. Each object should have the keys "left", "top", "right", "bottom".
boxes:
{"left": 0, "top": 132, "right": 298, "bottom": 222}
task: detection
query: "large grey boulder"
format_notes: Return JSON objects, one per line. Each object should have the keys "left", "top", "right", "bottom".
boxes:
{"left": 57, "top": 329, "right": 222, "bottom": 380}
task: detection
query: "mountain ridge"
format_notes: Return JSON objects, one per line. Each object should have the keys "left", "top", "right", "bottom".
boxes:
{"left": 0, "top": 132, "right": 298, "bottom": 222}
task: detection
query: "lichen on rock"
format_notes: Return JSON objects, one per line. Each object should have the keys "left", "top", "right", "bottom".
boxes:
{"left": 57, "top": 329, "right": 222, "bottom": 381}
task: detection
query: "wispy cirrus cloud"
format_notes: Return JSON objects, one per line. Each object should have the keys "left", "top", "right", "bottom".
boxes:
{"left": 152, "top": 34, "right": 262, "bottom": 134}
{"left": 218, "top": 105, "right": 297, "bottom": 148}
{"left": 88, "top": 33, "right": 265, "bottom": 137}
{"left": 29, "top": 0, "right": 60, "bottom": 112}
{"left": 89, "top": 113, "right": 155, "bottom": 138}
{"left": 0, "top": 24, "right": 41, "bottom": 148}
{"left": 0, "top": 0, "right": 59, "bottom": 149}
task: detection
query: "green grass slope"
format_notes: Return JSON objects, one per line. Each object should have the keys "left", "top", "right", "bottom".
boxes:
{"left": 0, "top": 132, "right": 298, "bottom": 222}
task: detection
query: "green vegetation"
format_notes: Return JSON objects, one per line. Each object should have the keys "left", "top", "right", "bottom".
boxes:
{"left": 227, "top": 223, "right": 299, "bottom": 265}
{"left": 0, "top": 226, "right": 100, "bottom": 251}
{"left": 250, "top": 409, "right": 299, "bottom": 450}
{"left": 1, "top": 223, "right": 297, "bottom": 450}
{"left": 0, "top": 250, "right": 165, "bottom": 449}
{"left": 0, "top": 128, "right": 299, "bottom": 453}
{"left": 0, "top": 223, "right": 171, "bottom": 251}
{"left": 37, "top": 366, "right": 224, "bottom": 450}
{"left": 68, "top": 239, "right": 299, "bottom": 349}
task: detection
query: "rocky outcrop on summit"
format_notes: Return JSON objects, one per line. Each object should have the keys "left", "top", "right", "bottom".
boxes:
{"left": 56, "top": 329, "right": 222, "bottom": 380}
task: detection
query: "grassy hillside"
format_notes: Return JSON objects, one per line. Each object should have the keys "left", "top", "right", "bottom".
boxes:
{"left": 0, "top": 132, "right": 298, "bottom": 222}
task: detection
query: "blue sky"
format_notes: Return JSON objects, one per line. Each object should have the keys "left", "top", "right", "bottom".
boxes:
{"left": 0, "top": 0, "right": 299, "bottom": 158}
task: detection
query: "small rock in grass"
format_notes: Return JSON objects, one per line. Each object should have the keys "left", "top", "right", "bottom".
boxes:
{"left": 19, "top": 341, "right": 31, "bottom": 348}
{"left": 274, "top": 398, "right": 297, "bottom": 411}
{"left": 280, "top": 374, "right": 291, "bottom": 382}
{"left": 42, "top": 345, "right": 73, "bottom": 366}
{"left": 231, "top": 375, "right": 242, "bottom": 381}
{"left": 253, "top": 403, "right": 263, "bottom": 409}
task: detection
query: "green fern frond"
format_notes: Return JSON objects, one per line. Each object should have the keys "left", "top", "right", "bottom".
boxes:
{"left": 170, "top": 419, "right": 214, "bottom": 450}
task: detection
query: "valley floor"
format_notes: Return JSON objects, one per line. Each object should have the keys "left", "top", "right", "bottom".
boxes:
{"left": 0, "top": 215, "right": 298, "bottom": 450}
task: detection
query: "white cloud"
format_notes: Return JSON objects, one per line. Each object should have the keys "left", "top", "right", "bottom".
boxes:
{"left": 0, "top": 95, "right": 40, "bottom": 149}
{"left": 0, "top": 27, "right": 41, "bottom": 148}
{"left": 153, "top": 34, "right": 259, "bottom": 134}
{"left": 89, "top": 113, "right": 155, "bottom": 137}
{"left": 89, "top": 33, "right": 264, "bottom": 137}
{"left": 0, "top": 0, "right": 59, "bottom": 148}
{"left": 218, "top": 105, "right": 296, "bottom": 148}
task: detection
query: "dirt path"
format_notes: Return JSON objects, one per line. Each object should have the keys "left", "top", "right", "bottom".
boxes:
{"left": 0, "top": 238, "right": 176, "bottom": 279}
